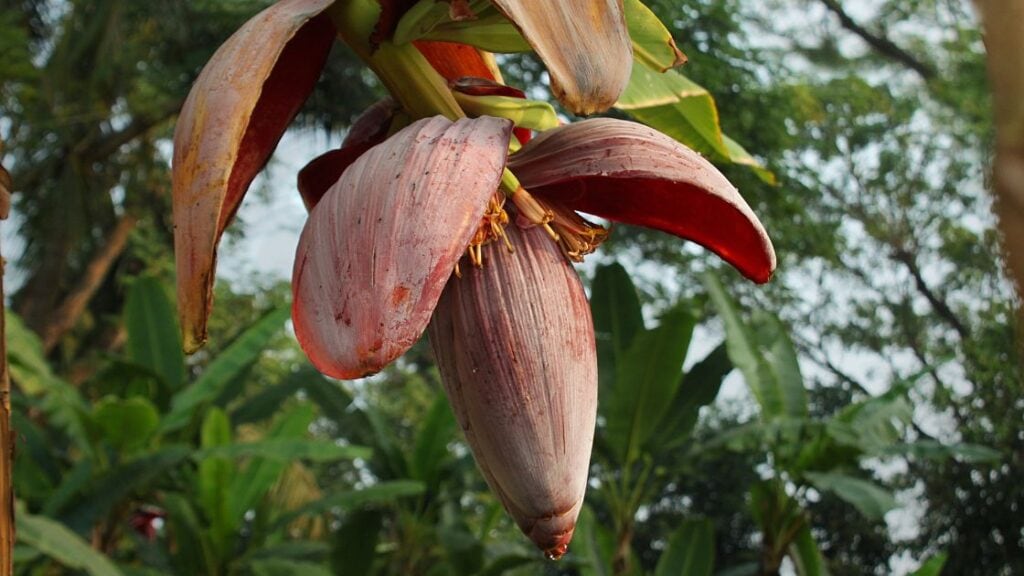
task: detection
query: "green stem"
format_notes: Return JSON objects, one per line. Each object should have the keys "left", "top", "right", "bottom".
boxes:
{"left": 500, "top": 168, "right": 521, "bottom": 196}
{"left": 331, "top": 1, "right": 534, "bottom": 205}
{"left": 626, "top": 457, "right": 654, "bottom": 512}
{"left": 329, "top": 0, "right": 463, "bottom": 120}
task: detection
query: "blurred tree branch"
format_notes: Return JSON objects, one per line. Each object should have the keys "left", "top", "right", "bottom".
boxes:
{"left": 12, "top": 100, "right": 181, "bottom": 200}
{"left": 818, "top": 0, "right": 936, "bottom": 81}
{"left": 39, "top": 213, "right": 138, "bottom": 353}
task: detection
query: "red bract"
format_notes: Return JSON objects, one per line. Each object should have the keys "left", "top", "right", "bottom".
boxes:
{"left": 509, "top": 118, "right": 777, "bottom": 283}
{"left": 292, "top": 116, "right": 511, "bottom": 379}
{"left": 428, "top": 223, "right": 596, "bottom": 559}
{"left": 173, "top": 0, "right": 335, "bottom": 352}
{"left": 297, "top": 98, "right": 401, "bottom": 210}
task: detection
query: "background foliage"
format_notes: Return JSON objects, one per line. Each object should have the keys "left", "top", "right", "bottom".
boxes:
{"left": 0, "top": 0, "right": 1018, "bottom": 574}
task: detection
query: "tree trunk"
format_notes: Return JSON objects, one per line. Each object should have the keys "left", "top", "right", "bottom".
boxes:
{"left": 974, "top": 0, "right": 1024, "bottom": 337}
{"left": 1, "top": 235, "right": 14, "bottom": 576}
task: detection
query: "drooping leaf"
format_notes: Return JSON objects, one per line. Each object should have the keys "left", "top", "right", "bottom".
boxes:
{"left": 17, "top": 506, "right": 123, "bottom": 576}
{"left": 591, "top": 262, "right": 645, "bottom": 399}
{"left": 6, "top": 310, "right": 56, "bottom": 395}
{"left": 804, "top": 471, "right": 897, "bottom": 520}
{"left": 704, "top": 274, "right": 795, "bottom": 419}
{"left": 124, "top": 275, "right": 185, "bottom": 390}
{"left": 724, "top": 134, "right": 776, "bottom": 185}
{"left": 11, "top": 418, "right": 57, "bottom": 502}
{"left": 8, "top": 314, "right": 96, "bottom": 454}
{"left": 605, "top": 308, "right": 695, "bottom": 465}
{"left": 829, "top": 385, "right": 913, "bottom": 454}
{"left": 616, "top": 64, "right": 728, "bottom": 159}
{"left": 330, "top": 509, "right": 382, "bottom": 576}
{"left": 304, "top": 375, "right": 356, "bottom": 423}
{"left": 648, "top": 342, "right": 732, "bottom": 450}
{"left": 788, "top": 525, "right": 830, "bottom": 576}
{"left": 162, "top": 493, "right": 216, "bottom": 576}
{"left": 753, "top": 311, "right": 808, "bottom": 419}
{"left": 162, "top": 305, "right": 291, "bottom": 433}
{"left": 616, "top": 65, "right": 774, "bottom": 182}
{"left": 273, "top": 480, "right": 426, "bottom": 529}
{"left": 410, "top": 394, "right": 457, "bottom": 489}
{"left": 195, "top": 439, "right": 371, "bottom": 462}
{"left": 226, "top": 404, "right": 316, "bottom": 526}
{"left": 60, "top": 446, "right": 192, "bottom": 533}
{"left": 909, "top": 553, "right": 948, "bottom": 576}
{"left": 231, "top": 374, "right": 305, "bottom": 425}
{"left": 41, "top": 459, "right": 92, "bottom": 517}
{"left": 198, "top": 408, "right": 234, "bottom": 556}
{"left": 654, "top": 517, "right": 715, "bottom": 576}
{"left": 354, "top": 402, "right": 409, "bottom": 481}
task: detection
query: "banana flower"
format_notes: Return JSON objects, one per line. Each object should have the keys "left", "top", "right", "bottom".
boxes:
{"left": 172, "top": 0, "right": 774, "bottom": 559}
{"left": 289, "top": 113, "right": 772, "bottom": 558}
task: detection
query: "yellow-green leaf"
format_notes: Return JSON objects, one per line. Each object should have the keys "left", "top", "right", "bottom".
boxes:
{"left": 93, "top": 396, "right": 160, "bottom": 451}
{"left": 17, "top": 505, "right": 123, "bottom": 576}
{"left": 617, "top": 64, "right": 774, "bottom": 182}
{"left": 616, "top": 63, "right": 730, "bottom": 159}
{"left": 625, "top": 0, "right": 686, "bottom": 72}
{"left": 394, "top": 0, "right": 531, "bottom": 53}
{"left": 453, "top": 93, "right": 560, "bottom": 131}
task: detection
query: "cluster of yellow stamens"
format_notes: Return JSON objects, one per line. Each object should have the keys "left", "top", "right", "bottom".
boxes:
{"left": 454, "top": 169, "right": 608, "bottom": 277}
{"left": 456, "top": 193, "right": 514, "bottom": 277}
{"left": 511, "top": 186, "right": 608, "bottom": 262}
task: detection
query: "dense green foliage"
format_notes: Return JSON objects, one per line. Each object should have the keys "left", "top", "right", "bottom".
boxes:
{"left": 1, "top": 0, "right": 1019, "bottom": 575}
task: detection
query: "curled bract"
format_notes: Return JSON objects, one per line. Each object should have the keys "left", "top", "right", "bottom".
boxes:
{"left": 172, "top": 0, "right": 335, "bottom": 352}
{"left": 489, "top": 0, "right": 632, "bottom": 115}
{"left": 509, "top": 118, "right": 777, "bottom": 283}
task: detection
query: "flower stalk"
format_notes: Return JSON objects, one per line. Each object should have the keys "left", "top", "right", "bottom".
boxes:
{"left": 327, "top": 0, "right": 463, "bottom": 120}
